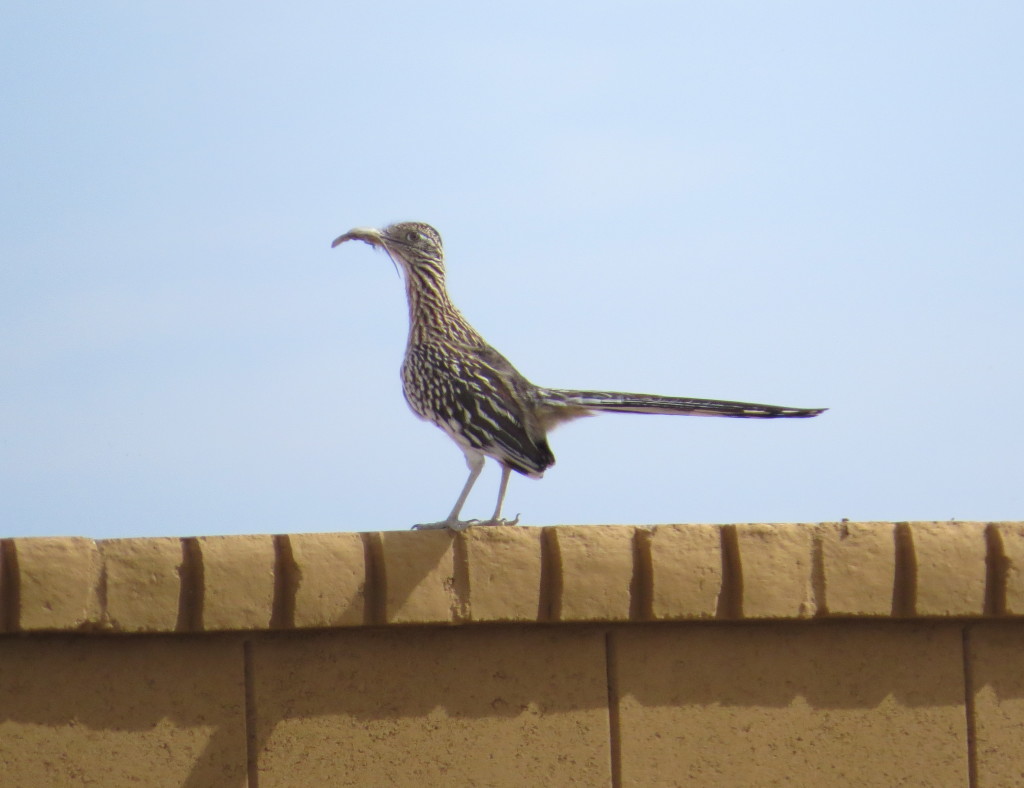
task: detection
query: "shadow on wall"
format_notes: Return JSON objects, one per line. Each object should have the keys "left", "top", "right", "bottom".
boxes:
{"left": 617, "top": 623, "right": 969, "bottom": 710}
{"left": 0, "top": 636, "right": 246, "bottom": 788}
{"left": 4, "top": 622, "right": 1024, "bottom": 785}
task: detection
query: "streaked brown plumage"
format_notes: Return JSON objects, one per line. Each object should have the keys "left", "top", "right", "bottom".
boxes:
{"left": 332, "top": 221, "right": 825, "bottom": 530}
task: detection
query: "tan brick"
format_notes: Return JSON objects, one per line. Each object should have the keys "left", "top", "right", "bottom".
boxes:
{"left": 910, "top": 521, "right": 987, "bottom": 616}
{"left": 969, "top": 623, "right": 1024, "bottom": 786}
{"left": 197, "top": 534, "right": 276, "bottom": 630}
{"left": 289, "top": 532, "right": 366, "bottom": 628}
{"left": 615, "top": 623, "right": 968, "bottom": 786}
{"left": 378, "top": 530, "right": 458, "bottom": 624}
{"left": 251, "top": 628, "right": 610, "bottom": 786}
{"left": 464, "top": 525, "right": 543, "bottom": 622}
{"left": 820, "top": 521, "right": 896, "bottom": 616}
{"left": 0, "top": 636, "right": 246, "bottom": 786}
{"left": 12, "top": 537, "right": 102, "bottom": 631}
{"left": 551, "top": 525, "right": 635, "bottom": 621}
{"left": 994, "top": 522, "right": 1024, "bottom": 615}
{"left": 648, "top": 524, "right": 722, "bottom": 619}
{"left": 100, "top": 537, "right": 183, "bottom": 632}
{"left": 735, "top": 523, "right": 815, "bottom": 618}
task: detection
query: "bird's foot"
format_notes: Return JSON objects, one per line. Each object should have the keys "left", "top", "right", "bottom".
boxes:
{"left": 476, "top": 513, "right": 521, "bottom": 527}
{"left": 410, "top": 514, "right": 521, "bottom": 531}
{"left": 411, "top": 519, "right": 479, "bottom": 532}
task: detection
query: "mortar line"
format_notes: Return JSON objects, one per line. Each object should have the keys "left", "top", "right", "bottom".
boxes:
{"left": 177, "top": 538, "right": 204, "bottom": 632}
{"left": 984, "top": 523, "right": 1006, "bottom": 616}
{"left": 244, "top": 639, "right": 259, "bottom": 788}
{"left": 605, "top": 630, "right": 623, "bottom": 788}
{"left": 893, "top": 522, "right": 916, "bottom": 616}
{"left": 452, "top": 531, "right": 470, "bottom": 623}
{"left": 961, "top": 626, "right": 978, "bottom": 788}
{"left": 632, "top": 529, "right": 653, "bottom": 621}
{"left": 541, "top": 527, "right": 562, "bottom": 622}
{"left": 361, "top": 532, "right": 386, "bottom": 626}
{"left": 0, "top": 539, "right": 16, "bottom": 632}
{"left": 271, "top": 535, "right": 297, "bottom": 630}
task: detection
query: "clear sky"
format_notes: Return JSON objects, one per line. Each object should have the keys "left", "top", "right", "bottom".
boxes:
{"left": 3, "top": 4, "right": 1022, "bottom": 538}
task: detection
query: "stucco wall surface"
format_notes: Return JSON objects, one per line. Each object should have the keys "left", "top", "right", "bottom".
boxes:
{"left": 1, "top": 521, "right": 1022, "bottom": 787}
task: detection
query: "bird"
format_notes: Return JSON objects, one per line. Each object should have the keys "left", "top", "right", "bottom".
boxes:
{"left": 331, "top": 221, "right": 825, "bottom": 531}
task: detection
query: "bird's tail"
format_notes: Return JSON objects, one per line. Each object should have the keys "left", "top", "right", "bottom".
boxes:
{"left": 537, "top": 388, "right": 826, "bottom": 419}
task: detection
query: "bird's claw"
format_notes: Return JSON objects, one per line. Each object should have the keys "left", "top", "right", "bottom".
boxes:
{"left": 410, "top": 514, "right": 521, "bottom": 531}
{"left": 476, "top": 514, "right": 522, "bottom": 527}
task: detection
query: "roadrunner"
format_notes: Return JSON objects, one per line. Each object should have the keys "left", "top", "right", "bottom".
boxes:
{"left": 332, "top": 222, "right": 825, "bottom": 530}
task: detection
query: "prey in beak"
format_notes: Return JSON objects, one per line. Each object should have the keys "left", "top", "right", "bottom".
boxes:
{"left": 331, "top": 227, "right": 384, "bottom": 249}
{"left": 332, "top": 225, "right": 403, "bottom": 277}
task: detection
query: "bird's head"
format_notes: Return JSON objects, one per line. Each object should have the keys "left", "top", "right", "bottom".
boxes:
{"left": 331, "top": 222, "right": 444, "bottom": 276}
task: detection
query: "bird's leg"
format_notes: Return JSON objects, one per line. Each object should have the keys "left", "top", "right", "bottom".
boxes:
{"left": 412, "top": 452, "right": 485, "bottom": 531}
{"left": 477, "top": 466, "right": 520, "bottom": 527}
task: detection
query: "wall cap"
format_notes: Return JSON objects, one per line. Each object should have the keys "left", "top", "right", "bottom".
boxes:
{"left": 0, "top": 521, "right": 1016, "bottom": 633}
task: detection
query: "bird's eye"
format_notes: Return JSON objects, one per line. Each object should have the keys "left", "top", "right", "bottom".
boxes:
{"left": 406, "top": 231, "right": 420, "bottom": 243}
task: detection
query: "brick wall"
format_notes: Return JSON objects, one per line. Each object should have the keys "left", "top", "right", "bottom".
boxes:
{"left": 1, "top": 522, "right": 1023, "bottom": 786}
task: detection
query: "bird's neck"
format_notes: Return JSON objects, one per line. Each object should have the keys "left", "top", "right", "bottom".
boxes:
{"left": 404, "top": 267, "right": 479, "bottom": 345}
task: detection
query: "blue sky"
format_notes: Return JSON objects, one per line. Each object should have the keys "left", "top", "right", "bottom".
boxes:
{"left": 3, "top": 3, "right": 1022, "bottom": 538}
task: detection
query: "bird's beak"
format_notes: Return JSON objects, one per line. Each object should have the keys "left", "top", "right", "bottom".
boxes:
{"left": 331, "top": 227, "right": 384, "bottom": 249}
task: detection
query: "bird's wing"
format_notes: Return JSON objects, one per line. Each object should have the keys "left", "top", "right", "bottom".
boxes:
{"left": 405, "top": 342, "right": 555, "bottom": 476}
